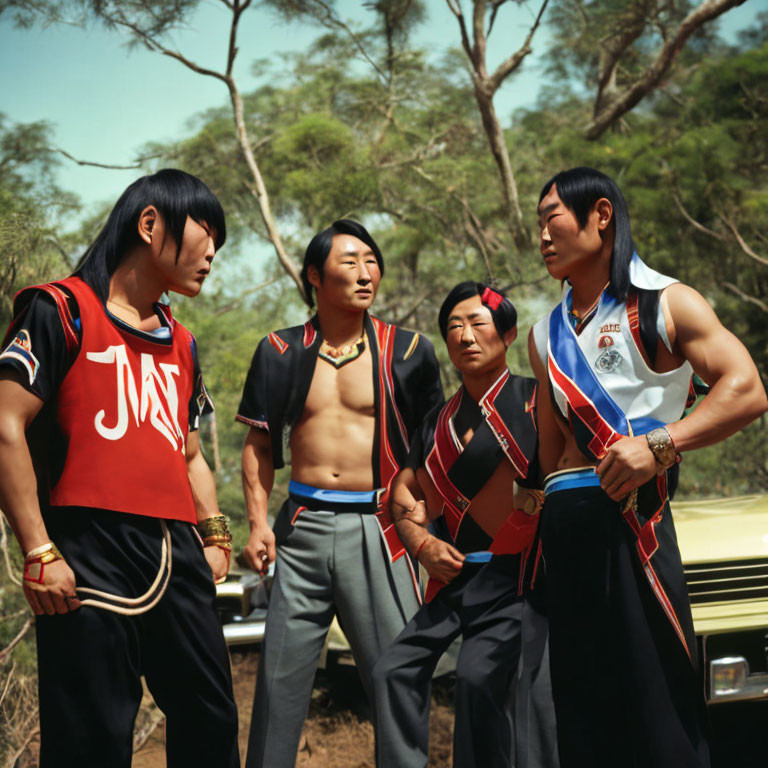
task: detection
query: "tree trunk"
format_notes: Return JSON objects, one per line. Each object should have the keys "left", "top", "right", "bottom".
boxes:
{"left": 209, "top": 410, "right": 222, "bottom": 475}
{"left": 227, "top": 80, "right": 307, "bottom": 303}
{"left": 473, "top": 83, "right": 528, "bottom": 250}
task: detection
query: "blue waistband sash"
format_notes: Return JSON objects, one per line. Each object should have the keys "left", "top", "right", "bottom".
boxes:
{"left": 544, "top": 468, "right": 602, "bottom": 496}
{"left": 288, "top": 480, "right": 380, "bottom": 505}
{"left": 464, "top": 551, "right": 493, "bottom": 563}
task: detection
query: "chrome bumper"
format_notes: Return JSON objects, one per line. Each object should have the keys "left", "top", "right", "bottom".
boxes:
{"left": 222, "top": 619, "right": 266, "bottom": 646}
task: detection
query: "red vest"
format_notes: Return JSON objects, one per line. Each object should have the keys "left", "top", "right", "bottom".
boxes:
{"left": 47, "top": 277, "right": 197, "bottom": 523}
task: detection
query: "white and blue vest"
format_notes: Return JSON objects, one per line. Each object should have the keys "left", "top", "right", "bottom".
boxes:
{"left": 533, "top": 254, "right": 692, "bottom": 440}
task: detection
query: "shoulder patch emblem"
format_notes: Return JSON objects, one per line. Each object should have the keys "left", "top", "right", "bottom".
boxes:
{"left": 403, "top": 333, "right": 420, "bottom": 361}
{"left": 268, "top": 332, "right": 289, "bottom": 355}
{"left": 0, "top": 330, "right": 40, "bottom": 385}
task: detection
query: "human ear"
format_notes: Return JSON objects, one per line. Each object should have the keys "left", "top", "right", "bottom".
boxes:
{"left": 503, "top": 326, "right": 518, "bottom": 348}
{"left": 595, "top": 198, "right": 613, "bottom": 231}
{"left": 307, "top": 264, "right": 322, "bottom": 289}
{"left": 138, "top": 206, "right": 159, "bottom": 245}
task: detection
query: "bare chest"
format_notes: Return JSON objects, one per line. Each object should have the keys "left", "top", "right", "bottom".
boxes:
{"left": 303, "top": 349, "right": 375, "bottom": 417}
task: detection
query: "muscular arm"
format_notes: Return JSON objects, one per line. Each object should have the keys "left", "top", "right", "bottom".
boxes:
{"left": 598, "top": 284, "right": 768, "bottom": 500}
{"left": 528, "top": 329, "right": 564, "bottom": 476}
{"left": 663, "top": 283, "right": 768, "bottom": 450}
{"left": 241, "top": 427, "right": 275, "bottom": 576}
{"left": 0, "top": 372, "right": 80, "bottom": 615}
{"left": 186, "top": 430, "right": 229, "bottom": 583}
{"left": 391, "top": 468, "right": 464, "bottom": 583}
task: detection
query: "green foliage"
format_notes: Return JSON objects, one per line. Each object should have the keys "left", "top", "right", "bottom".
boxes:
{"left": 1, "top": 7, "right": 764, "bottom": 764}
{"left": 0, "top": 116, "right": 79, "bottom": 328}
{"left": 135, "top": 19, "right": 768, "bottom": 499}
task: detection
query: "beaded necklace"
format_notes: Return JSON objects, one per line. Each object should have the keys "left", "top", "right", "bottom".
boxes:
{"left": 318, "top": 333, "right": 367, "bottom": 368}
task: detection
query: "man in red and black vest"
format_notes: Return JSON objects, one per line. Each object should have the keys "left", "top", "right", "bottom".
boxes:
{"left": 0, "top": 170, "right": 239, "bottom": 768}
{"left": 373, "top": 282, "right": 558, "bottom": 768}
{"left": 237, "top": 219, "right": 444, "bottom": 768}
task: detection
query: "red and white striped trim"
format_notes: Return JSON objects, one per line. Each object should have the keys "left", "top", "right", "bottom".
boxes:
{"left": 303, "top": 321, "right": 316, "bottom": 348}
{"left": 480, "top": 370, "right": 529, "bottom": 477}
{"left": 547, "top": 347, "right": 620, "bottom": 458}
{"left": 268, "top": 332, "right": 289, "bottom": 355}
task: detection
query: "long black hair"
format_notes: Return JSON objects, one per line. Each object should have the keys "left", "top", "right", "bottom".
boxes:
{"left": 74, "top": 169, "right": 226, "bottom": 302}
{"left": 300, "top": 219, "right": 384, "bottom": 308}
{"left": 438, "top": 281, "right": 517, "bottom": 340}
{"left": 539, "top": 167, "right": 635, "bottom": 301}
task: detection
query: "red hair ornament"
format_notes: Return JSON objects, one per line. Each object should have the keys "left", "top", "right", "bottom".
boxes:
{"left": 481, "top": 287, "right": 504, "bottom": 311}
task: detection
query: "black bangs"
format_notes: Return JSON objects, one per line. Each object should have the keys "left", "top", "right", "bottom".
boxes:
{"left": 539, "top": 167, "right": 635, "bottom": 302}
{"left": 74, "top": 169, "right": 226, "bottom": 303}
{"left": 438, "top": 281, "right": 517, "bottom": 340}
{"left": 165, "top": 169, "right": 227, "bottom": 252}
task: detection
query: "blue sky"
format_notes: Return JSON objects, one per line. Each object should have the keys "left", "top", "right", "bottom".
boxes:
{"left": 0, "top": 0, "right": 760, "bottom": 215}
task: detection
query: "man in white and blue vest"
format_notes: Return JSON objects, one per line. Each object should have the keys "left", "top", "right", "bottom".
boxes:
{"left": 529, "top": 167, "right": 767, "bottom": 768}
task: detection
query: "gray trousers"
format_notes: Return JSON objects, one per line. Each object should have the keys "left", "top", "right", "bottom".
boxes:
{"left": 373, "top": 557, "right": 559, "bottom": 768}
{"left": 245, "top": 500, "right": 421, "bottom": 768}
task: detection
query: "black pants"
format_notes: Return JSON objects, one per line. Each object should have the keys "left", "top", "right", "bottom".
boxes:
{"left": 36, "top": 508, "right": 239, "bottom": 768}
{"left": 540, "top": 485, "right": 710, "bottom": 768}
{"left": 373, "top": 556, "right": 524, "bottom": 768}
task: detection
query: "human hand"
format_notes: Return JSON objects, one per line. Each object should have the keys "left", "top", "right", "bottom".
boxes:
{"left": 204, "top": 545, "right": 231, "bottom": 584}
{"left": 416, "top": 537, "right": 465, "bottom": 584}
{"left": 244, "top": 524, "right": 275, "bottom": 577}
{"left": 595, "top": 435, "right": 658, "bottom": 501}
{"left": 23, "top": 558, "right": 81, "bottom": 616}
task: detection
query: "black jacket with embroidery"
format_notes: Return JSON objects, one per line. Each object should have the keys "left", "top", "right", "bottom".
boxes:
{"left": 236, "top": 313, "right": 444, "bottom": 560}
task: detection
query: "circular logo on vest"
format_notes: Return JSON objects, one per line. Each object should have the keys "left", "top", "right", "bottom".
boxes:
{"left": 598, "top": 335, "right": 614, "bottom": 348}
{"left": 594, "top": 348, "right": 623, "bottom": 374}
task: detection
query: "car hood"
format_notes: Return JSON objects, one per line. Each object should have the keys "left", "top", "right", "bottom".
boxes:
{"left": 673, "top": 494, "right": 768, "bottom": 563}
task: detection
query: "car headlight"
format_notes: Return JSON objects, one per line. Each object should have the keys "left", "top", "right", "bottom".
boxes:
{"left": 710, "top": 656, "right": 749, "bottom": 698}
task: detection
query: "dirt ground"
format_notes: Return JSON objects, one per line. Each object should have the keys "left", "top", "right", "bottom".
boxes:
{"left": 131, "top": 650, "right": 456, "bottom": 768}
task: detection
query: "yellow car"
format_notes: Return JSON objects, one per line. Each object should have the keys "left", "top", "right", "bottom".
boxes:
{"left": 674, "top": 494, "right": 768, "bottom": 703}
{"left": 218, "top": 495, "right": 768, "bottom": 699}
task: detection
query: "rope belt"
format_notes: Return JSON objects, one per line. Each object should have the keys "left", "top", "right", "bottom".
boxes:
{"left": 76, "top": 520, "right": 172, "bottom": 615}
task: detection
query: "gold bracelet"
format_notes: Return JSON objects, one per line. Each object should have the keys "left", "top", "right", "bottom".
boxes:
{"left": 646, "top": 427, "right": 678, "bottom": 470}
{"left": 23, "top": 543, "right": 63, "bottom": 584}
{"left": 203, "top": 537, "right": 233, "bottom": 551}
{"left": 197, "top": 515, "right": 231, "bottom": 541}
{"left": 25, "top": 542, "right": 63, "bottom": 561}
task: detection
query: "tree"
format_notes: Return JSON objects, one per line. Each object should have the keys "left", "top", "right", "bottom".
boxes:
{"left": 1, "top": 0, "right": 314, "bottom": 300}
{"left": 444, "top": 0, "right": 550, "bottom": 251}
{"left": 546, "top": 0, "right": 748, "bottom": 138}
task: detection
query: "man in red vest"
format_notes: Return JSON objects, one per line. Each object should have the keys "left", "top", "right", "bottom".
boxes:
{"left": 0, "top": 169, "right": 239, "bottom": 768}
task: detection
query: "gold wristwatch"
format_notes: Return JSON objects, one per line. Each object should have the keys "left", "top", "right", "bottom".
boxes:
{"left": 645, "top": 427, "right": 678, "bottom": 470}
